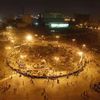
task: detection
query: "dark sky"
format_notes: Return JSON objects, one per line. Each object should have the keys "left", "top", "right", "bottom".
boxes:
{"left": 0, "top": 0, "right": 100, "bottom": 17}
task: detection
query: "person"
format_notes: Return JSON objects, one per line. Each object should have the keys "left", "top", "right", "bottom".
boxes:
{"left": 81, "top": 91, "right": 89, "bottom": 100}
{"left": 8, "top": 84, "right": 11, "bottom": 88}
{"left": 13, "top": 88, "right": 17, "bottom": 94}
{"left": 44, "top": 95, "right": 47, "bottom": 100}
{"left": 19, "top": 74, "right": 22, "bottom": 77}
{"left": 41, "top": 88, "right": 46, "bottom": 96}
{"left": 30, "top": 78, "right": 34, "bottom": 84}
{"left": 10, "top": 76, "right": 12, "bottom": 79}
{"left": 47, "top": 78, "right": 49, "bottom": 83}
{"left": 57, "top": 79, "right": 59, "bottom": 84}
{"left": 52, "top": 80, "right": 54, "bottom": 88}
{"left": 66, "top": 75, "right": 69, "bottom": 79}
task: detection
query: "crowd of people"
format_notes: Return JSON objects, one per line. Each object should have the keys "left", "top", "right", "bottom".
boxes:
{"left": 6, "top": 41, "right": 90, "bottom": 80}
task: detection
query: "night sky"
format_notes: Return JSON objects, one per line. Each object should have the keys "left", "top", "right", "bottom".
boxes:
{"left": 0, "top": 0, "right": 100, "bottom": 17}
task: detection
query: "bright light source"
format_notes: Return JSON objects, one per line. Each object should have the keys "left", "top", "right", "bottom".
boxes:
{"left": 25, "top": 34, "right": 33, "bottom": 41}
{"left": 41, "top": 35, "right": 44, "bottom": 38}
{"left": 6, "top": 26, "right": 13, "bottom": 30}
{"left": 34, "top": 34, "right": 38, "bottom": 37}
{"left": 64, "top": 18, "right": 70, "bottom": 21}
{"left": 50, "top": 23, "right": 69, "bottom": 28}
{"left": 72, "top": 18, "right": 75, "bottom": 22}
{"left": 98, "top": 27, "right": 100, "bottom": 30}
{"left": 54, "top": 56, "right": 60, "bottom": 62}
{"left": 55, "top": 35, "right": 60, "bottom": 39}
{"left": 77, "top": 51, "right": 84, "bottom": 63}
{"left": 77, "top": 51, "right": 83, "bottom": 56}
{"left": 72, "top": 39, "right": 76, "bottom": 42}
{"left": 34, "top": 22, "right": 39, "bottom": 26}
{"left": 82, "top": 44, "right": 86, "bottom": 48}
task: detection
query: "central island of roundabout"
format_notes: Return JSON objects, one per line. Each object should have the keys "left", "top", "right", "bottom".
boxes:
{"left": 6, "top": 40, "right": 90, "bottom": 79}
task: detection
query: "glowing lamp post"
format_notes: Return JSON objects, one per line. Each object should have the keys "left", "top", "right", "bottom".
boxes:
{"left": 55, "top": 35, "right": 60, "bottom": 39}
{"left": 34, "top": 34, "right": 38, "bottom": 37}
{"left": 77, "top": 51, "right": 84, "bottom": 63}
{"left": 55, "top": 35, "right": 60, "bottom": 44}
{"left": 72, "top": 39, "right": 76, "bottom": 42}
{"left": 54, "top": 56, "right": 60, "bottom": 62}
{"left": 82, "top": 44, "right": 86, "bottom": 48}
{"left": 25, "top": 34, "right": 35, "bottom": 46}
{"left": 25, "top": 34, "right": 33, "bottom": 42}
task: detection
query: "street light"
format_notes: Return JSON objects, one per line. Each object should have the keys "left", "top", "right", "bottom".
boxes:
{"left": 25, "top": 34, "right": 33, "bottom": 41}
{"left": 34, "top": 34, "right": 38, "bottom": 37}
{"left": 72, "top": 38, "right": 76, "bottom": 42}
{"left": 82, "top": 44, "right": 86, "bottom": 48}
{"left": 77, "top": 51, "right": 83, "bottom": 56}
{"left": 6, "top": 26, "right": 13, "bottom": 30}
{"left": 77, "top": 51, "right": 84, "bottom": 63}
{"left": 53, "top": 56, "right": 60, "bottom": 62}
{"left": 41, "top": 35, "right": 44, "bottom": 38}
{"left": 55, "top": 35, "right": 60, "bottom": 39}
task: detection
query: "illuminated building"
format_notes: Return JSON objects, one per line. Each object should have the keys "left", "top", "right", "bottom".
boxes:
{"left": 33, "top": 13, "right": 71, "bottom": 32}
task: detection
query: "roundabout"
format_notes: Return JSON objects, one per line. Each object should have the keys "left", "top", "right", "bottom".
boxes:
{"left": 6, "top": 40, "right": 90, "bottom": 79}
{"left": 0, "top": 25, "right": 100, "bottom": 100}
